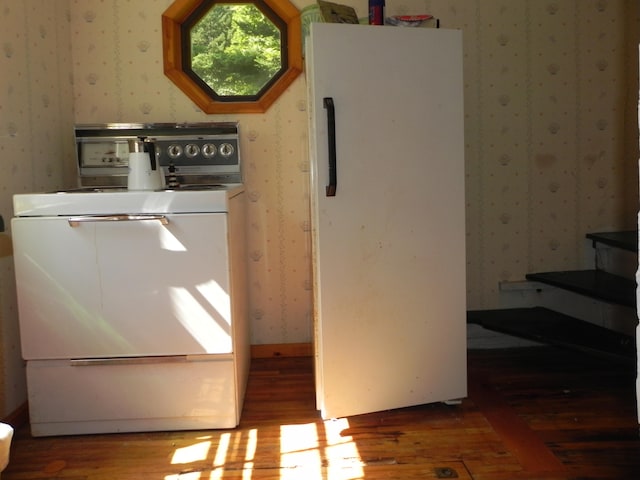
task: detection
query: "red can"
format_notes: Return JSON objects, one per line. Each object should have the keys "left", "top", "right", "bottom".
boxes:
{"left": 369, "top": 0, "right": 385, "bottom": 25}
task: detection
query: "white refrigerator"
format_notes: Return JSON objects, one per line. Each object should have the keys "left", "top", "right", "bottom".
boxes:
{"left": 307, "top": 23, "right": 467, "bottom": 420}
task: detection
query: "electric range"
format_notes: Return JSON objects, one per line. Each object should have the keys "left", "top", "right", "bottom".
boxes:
{"left": 11, "top": 122, "right": 250, "bottom": 436}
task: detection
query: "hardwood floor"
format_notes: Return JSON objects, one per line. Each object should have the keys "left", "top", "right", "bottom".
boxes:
{"left": 3, "top": 347, "right": 639, "bottom": 479}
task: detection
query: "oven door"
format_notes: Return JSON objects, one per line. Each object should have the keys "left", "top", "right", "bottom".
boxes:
{"left": 13, "top": 212, "right": 234, "bottom": 359}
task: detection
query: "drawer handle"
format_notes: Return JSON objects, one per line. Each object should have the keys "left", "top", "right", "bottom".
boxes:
{"left": 70, "top": 355, "right": 187, "bottom": 366}
{"left": 68, "top": 214, "right": 169, "bottom": 227}
{"left": 69, "top": 354, "right": 233, "bottom": 366}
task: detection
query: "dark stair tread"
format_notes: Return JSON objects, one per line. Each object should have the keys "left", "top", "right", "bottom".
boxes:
{"left": 467, "top": 307, "right": 636, "bottom": 363}
{"left": 586, "top": 230, "right": 637, "bottom": 252}
{"left": 525, "top": 270, "right": 636, "bottom": 307}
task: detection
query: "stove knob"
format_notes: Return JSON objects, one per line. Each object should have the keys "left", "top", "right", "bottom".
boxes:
{"left": 167, "top": 144, "right": 183, "bottom": 158}
{"left": 185, "top": 143, "right": 200, "bottom": 158}
{"left": 202, "top": 143, "right": 217, "bottom": 158}
{"left": 219, "top": 143, "right": 235, "bottom": 157}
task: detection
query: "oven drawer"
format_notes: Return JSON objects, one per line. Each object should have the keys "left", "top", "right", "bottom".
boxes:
{"left": 26, "top": 355, "right": 240, "bottom": 436}
{"left": 13, "top": 213, "right": 235, "bottom": 359}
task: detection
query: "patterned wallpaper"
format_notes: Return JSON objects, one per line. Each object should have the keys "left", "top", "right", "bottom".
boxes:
{"left": 452, "top": 0, "right": 640, "bottom": 307}
{"left": 0, "top": 1, "right": 76, "bottom": 197}
{"left": 0, "top": 0, "right": 74, "bottom": 416}
{"left": 0, "top": 0, "right": 638, "bottom": 370}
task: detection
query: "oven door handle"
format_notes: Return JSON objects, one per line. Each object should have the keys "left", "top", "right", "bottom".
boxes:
{"left": 68, "top": 214, "right": 169, "bottom": 227}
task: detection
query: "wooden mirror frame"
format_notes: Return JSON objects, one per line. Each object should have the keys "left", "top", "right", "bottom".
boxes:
{"left": 162, "top": 0, "right": 302, "bottom": 114}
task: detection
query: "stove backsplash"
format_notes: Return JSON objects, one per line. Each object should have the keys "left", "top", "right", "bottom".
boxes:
{"left": 75, "top": 122, "right": 241, "bottom": 187}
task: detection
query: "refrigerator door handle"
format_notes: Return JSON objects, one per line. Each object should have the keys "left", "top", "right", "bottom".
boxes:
{"left": 323, "top": 97, "right": 337, "bottom": 196}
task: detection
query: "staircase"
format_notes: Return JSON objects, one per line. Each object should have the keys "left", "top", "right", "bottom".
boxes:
{"left": 468, "top": 231, "right": 637, "bottom": 364}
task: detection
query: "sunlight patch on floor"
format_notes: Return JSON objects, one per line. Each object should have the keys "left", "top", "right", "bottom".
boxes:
{"left": 323, "top": 418, "right": 363, "bottom": 479}
{"left": 243, "top": 429, "right": 258, "bottom": 480}
{"left": 163, "top": 418, "right": 363, "bottom": 479}
{"left": 279, "top": 419, "right": 363, "bottom": 480}
{"left": 170, "top": 437, "right": 213, "bottom": 464}
{"left": 280, "top": 422, "right": 322, "bottom": 479}
{"left": 211, "top": 432, "right": 231, "bottom": 478}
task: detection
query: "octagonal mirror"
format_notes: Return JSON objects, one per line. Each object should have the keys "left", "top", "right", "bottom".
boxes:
{"left": 163, "top": 0, "right": 302, "bottom": 114}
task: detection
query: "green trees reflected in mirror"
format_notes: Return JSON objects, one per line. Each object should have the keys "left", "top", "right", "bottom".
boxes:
{"left": 189, "top": 3, "right": 283, "bottom": 97}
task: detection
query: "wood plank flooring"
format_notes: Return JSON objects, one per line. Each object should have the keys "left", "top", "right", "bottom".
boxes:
{"left": 3, "top": 347, "right": 639, "bottom": 479}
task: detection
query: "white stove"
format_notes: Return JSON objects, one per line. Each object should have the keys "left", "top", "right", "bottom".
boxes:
{"left": 15, "top": 122, "right": 245, "bottom": 217}
{"left": 12, "top": 123, "right": 250, "bottom": 437}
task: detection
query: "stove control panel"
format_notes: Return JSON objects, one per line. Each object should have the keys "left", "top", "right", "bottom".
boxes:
{"left": 75, "top": 122, "right": 241, "bottom": 185}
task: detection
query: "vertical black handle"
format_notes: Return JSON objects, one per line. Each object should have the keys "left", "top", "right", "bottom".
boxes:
{"left": 323, "top": 97, "right": 337, "bottom": 197}
{"left": 147, "top": 142, "right": 157, "bottom": 171}
{"left": 142, "top": 137, "right": 157, "bottom": 171}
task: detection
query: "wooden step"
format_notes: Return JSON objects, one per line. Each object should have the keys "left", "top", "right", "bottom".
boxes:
{"left": 525, "top": 270, "right": 636, "bottom": 307}
{"left": 467, "top": 307, "right": 636, "bottom": 364}
{"left": 586, "top": 230, "right": 637, "bottom": 252}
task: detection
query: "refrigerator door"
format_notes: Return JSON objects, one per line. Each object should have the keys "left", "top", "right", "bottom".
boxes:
{"left": 307, "top": 23, "right": 466, "bottom": 419}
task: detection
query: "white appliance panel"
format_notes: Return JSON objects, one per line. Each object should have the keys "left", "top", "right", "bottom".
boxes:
{"left": 26, "top": 356, "right": 238, "bottom": 436}
{"left": 13, "top": 213, "right": 234, "bottom": 359}
{"left": 12, "top": 184, "right": 243, "bottom": 216}
{"left": 308, "top": 24, "right": 467, "bottom": 419}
